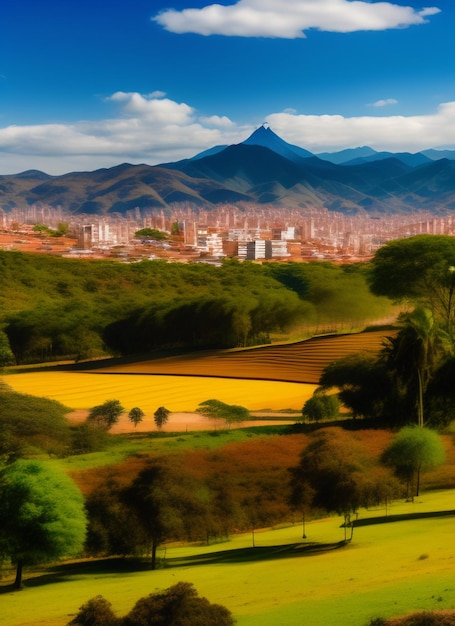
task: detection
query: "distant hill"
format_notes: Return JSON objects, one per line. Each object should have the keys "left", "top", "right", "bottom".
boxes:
{"left": 316, "top": 146, "right": 377, "bottom": 164}
{"left": 421, "top": 148, "right": 455, "bottom": 161}
{"left": 2, "top": 127, "right": 455, "bottom": 215}
{"left": 318, "top": 146, "right": 434, "bottom": 167}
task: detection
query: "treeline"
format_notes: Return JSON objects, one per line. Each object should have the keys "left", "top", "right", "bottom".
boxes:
{"left": 308, "top": 236, "right": 455, "bottom": 429}
{"left": 80, "top": 424, "right": 449, "bottom": 565}
{"left": 0, "top": 251, "right": 392, "bottom": 364}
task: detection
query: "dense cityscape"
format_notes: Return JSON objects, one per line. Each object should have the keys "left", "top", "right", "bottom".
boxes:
{"left": 1, "top": 203, "right": 454, "bottom": 263}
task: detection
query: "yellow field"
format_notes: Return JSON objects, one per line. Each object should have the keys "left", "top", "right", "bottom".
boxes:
{"left": 4, "top": 371, "right": 316, "bottom": 414}
{"left": 4, "top": 330, "right": 391, "bottom": 424}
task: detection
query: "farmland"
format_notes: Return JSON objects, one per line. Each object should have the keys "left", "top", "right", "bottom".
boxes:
{"left": 3, "top": 329, "right": 390, "bottom": 433}
{"left": 2, "top": 289, "right": 454, "bottom": 625}
{"left": 84, "top": 328, "right": 390, "bottom": 384}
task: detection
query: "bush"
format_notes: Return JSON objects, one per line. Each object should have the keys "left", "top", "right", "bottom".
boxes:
{"left": 69, "top": 583, "right": 235, "bottom": 626}
{"left": 70, "top": 423, "right": 110, "bottom": 454}
{"left": 367, "top": 611, "right": 455, "bottom": 625}
{"left": 69, "top": 595, "right": 120, "bottom": 625}
{"left": 0, "top": 387, "right": 72, "bottom": 456}
{"left": 301, "top": 393, "right": 340, "bottom": 422}
{"left": 124, "top": 582, "right": 234, "bottom": 626}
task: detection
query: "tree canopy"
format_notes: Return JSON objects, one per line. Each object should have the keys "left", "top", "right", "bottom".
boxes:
{"left": 369, "top": 235, "right": 455, "bottom": 334}
{"left": 134, "top": 227, "right": 168, "bottom": 240}
{"left": 0, "top": 251, "right": 393, "bottom": 364}
{"left": 87, "top": 399, "right": 124, "bottom": 431}
{"left": 382, "top": 307, "right": 452, "bottom": 427}
{"left": 154, "top": 406, "right": 170, "bottom": 430}
{"left": 0, "top": 460, "right": 86, "bottom": 588}
{"left": 128, "top": 407, "right": 145, "bottom": 429}
{"left": 88, "top": 458, "right": 208, "bottom": 569}
{"left": 382, "top": 426, "right": 446, "bottom": 498}
{"left": 196, "top": 399, "right": 250, "bottom": 429}
{"left": 290, "top": 428, "right": 397, "bottom": 540}
{"left": 301, "top": 392, "right": 340, "bottom": 422}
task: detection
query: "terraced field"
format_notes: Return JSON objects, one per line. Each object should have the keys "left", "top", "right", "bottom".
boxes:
{"left": 89, "top": 329, "right": 392, "bottom": 384}
{"left": 4, "top": 329, "right": 393, "bottom": 427}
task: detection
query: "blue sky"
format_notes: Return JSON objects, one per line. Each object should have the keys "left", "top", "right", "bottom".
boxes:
{"left": 1, "top": 0, "right": 454, "bottom": 174}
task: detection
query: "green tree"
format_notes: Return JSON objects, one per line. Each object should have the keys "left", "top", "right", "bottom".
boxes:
{"left": 369, "top": 235, "right": 455, "bottom": 335}
{"left": 85, "top": 477, "right": 136, "bottom": 557}
{"left": 154, "top": 406, "right": 170, "bottom": 430}
{"left": 32, "top": 223, "right": 52, "bottom": 235}
{"left": 0, "top": 460, "right": 86, "bottom": 588}
{"left": 290, "top": 428, "right": 396, "bottom": 540}
{"left": 382, "top": 307, "right": 452, "bottom": 427}
{"left": 301, "top": 392, "right": 340, "bottom": 422}
{"left": 197, "top": 399, "right": 250, "bottom": 429}
{"left": 0, "top": 329, "right": 15, "bottom": 366}
{"left": 319, "top": 353, "right": 397, "bottom": 422}
{"left": 55, "top": 221, "right": 69, "bottom": 237}
{"left": 87, "top": 399, "right": 124, "bottom": 431}
{"left": 128, "top": 407, "right": 145, "bottom": 429}
{"left": 121, "top": 460, "right": 207, "bottom": 569}
{"left": 382, "top": 426, "right": 446, "bottom": 498}
{"left": 425, "top": 357, "right": 455, "bottom": 427}
{"left": 134, "top": 227, "right": 168, "bottom": 240}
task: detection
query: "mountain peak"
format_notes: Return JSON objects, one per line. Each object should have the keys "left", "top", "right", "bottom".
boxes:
{"left": 242, "top": 125, "right": 313, "bottom": 161}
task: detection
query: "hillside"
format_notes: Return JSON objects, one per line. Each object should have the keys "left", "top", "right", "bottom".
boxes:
{"left": 2, "top": 127, "right": 455, "bottom": 214}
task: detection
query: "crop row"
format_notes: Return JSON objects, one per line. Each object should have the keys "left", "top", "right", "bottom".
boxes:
{"left": 91, "top": 329, "right": 390, "bottom": 383}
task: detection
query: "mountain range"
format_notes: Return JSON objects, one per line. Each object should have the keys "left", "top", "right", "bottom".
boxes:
{"left": 1, "top": 125, "right": 455, "bottom": 215}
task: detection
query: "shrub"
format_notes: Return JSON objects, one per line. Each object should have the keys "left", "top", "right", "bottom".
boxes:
{"left": 68, "top": 583, "right": 235, "bottom": 626}
{"left": 301, "top": 393, "right": 340, "bottom": 422}
{"left": 367, "top": 611, "right": 455, "bottom": 625}
{"left": 68, "top": 595, "right": 120, "bottom": 625}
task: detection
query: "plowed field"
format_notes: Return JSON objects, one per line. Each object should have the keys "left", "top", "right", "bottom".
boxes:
{"left": 89, "top": 329, "right": 391, "bottom": 384}
{"left": 4, "top": 329, "right": 393, "bottom": 430}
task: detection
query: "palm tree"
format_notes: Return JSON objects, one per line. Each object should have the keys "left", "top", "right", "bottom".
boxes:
{"left": 383, "top": 306, "right": 452, "bottom": 427}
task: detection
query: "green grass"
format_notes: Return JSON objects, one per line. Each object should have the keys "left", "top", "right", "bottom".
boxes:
{"left": 2, "top": 490, "right": 455, "bottom": 626}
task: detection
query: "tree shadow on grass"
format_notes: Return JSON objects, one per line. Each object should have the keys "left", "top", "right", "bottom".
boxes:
{"left": 167, "top": 540, "right": 349, "bottom": 568}
{"left": 0, "top": 557, "right": 151, "bottom": 593}
{"left": 0, "top": 542, "right": 349, "bottom": 592}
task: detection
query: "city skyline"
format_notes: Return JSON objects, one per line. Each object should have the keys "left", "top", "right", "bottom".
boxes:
{"left": 1, "top": 0, "right": 454, "bottom": 175}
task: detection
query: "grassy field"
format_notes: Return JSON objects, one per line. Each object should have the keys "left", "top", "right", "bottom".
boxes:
{"left": 1, "top": 490, "right": 455, "bottom": 626}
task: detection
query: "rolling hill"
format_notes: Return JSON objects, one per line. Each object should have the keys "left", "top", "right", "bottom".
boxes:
{"left": 2, "top": 126, "right": 455, "bottom": 215}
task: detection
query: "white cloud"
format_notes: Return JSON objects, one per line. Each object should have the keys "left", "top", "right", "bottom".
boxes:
{"left": 265, "top": 102, "right": 455, "bottom": 152}
{"left": 370, "top": 98, "right": 399, "bottom": 107}
{"left": 199, "top": 115, "right": 234, "bottom": 127}
{"left": 106, "top": 92, "right": 195, "bottom": 124}
{"left": 1, "top": 94, "right": 455, "bottom": 175}
{"left": 153, "top": 0, "right": 440, "bottom": 39}
{"left": 0, "top": 93, "right": 248, "bottom": 174}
